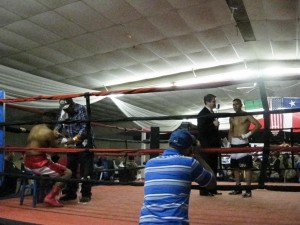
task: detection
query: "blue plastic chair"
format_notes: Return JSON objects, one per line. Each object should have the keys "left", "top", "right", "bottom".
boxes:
{"left": 19, "top": 171, "right": 39, "bottom": 208}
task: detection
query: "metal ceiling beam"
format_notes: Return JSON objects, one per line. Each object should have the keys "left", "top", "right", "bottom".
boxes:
{"left": 226, "top": 0, "right": 256, "bottom": 41}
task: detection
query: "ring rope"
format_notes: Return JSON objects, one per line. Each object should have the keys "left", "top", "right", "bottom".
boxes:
{"left": 2, "top": 111, "right": 300, "bottom": 127}
{"left": 1, "top": 75, "right": 300, "bottom": 104}
{"left": 92, "top": 122, "right": 149, "bottom": 133}
{"left": 1, "top": 146, "right": 300, "bottom": 154}
{"left": 0, "top": 80, "right": 258, "bottom": 104}
{"left": 1, "top": 171, "right": 299, "bottom": 192}
{"left": 1, "top": 84, "right": 299, "bottom": 193}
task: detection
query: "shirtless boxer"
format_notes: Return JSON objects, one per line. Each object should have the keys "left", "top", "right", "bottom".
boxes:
{"left": 228, "top": 98, "right": 261, "bottom": 197}
{"left": 24, "top": 112, "right": 72, "bottom": 207}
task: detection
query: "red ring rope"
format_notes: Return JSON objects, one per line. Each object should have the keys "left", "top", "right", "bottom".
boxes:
{"left": 1, "top": 146, "right": 299, "bottom": 155}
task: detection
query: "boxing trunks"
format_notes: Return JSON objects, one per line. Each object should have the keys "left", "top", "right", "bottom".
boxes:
{"left": 230, "top": 137, "right": 252, "bottom": 169}
{"left": 24, "top": 154, "right": 66, "bottom": 177}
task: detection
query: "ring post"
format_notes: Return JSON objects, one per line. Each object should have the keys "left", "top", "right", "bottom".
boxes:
{"left": 84, "top": 92, "right": 93, "bottom": 148}
{"left": 150, "top": 127, "right": 160, "bottom": 158}
{"left": 0, "top": 91, "right": 5, "bottom": 187}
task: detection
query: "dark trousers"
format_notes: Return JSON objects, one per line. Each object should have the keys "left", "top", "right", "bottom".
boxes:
{"left": 201, "top": 152, "right": 219, "bottom": 175}
{"left": 65, "top": 150, "right": 94, "bottom": 198}
{"left": 200, "top": 152, "right": 219, "bottom": 194}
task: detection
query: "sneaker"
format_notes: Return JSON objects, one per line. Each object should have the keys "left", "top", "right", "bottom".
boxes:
{"left": 59, "top": 194, "right": 77, "bottom": 201}
{"left": 242, "top": 191, "right": 252, "bottom": 198}
{"left": 200, "top": 190, "right": 214, "bottom": 196}
{"left": 211, "top": 191, "right": 222, "bottom": 195}
{"left": 79, "top": 196, "right": 91, "bottom": 203}
{"left": 228, "top": 190, "right": 242, "bottom": 195}
{"left": 44, "top": 197, "right": 64, "bottom": 207}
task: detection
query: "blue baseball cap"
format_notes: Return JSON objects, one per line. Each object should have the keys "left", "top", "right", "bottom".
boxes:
{"left": 169, "top": 129, "right": 193, "bottom": 150}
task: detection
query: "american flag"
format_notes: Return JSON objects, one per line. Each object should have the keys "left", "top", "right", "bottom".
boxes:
{"left": 268, "top": 97, "right": 283, "bottom": 129}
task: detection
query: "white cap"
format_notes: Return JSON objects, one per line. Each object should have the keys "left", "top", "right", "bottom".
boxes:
{"left": 62, "top": 104, "right": 70, "bottom": 110}
{"left": 59, "top": 98, "right": 73, "bottom": 110}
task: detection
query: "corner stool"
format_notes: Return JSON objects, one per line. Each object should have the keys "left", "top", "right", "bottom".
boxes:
{"left": 19, "top": 172, "right": 42, "bottom": 208}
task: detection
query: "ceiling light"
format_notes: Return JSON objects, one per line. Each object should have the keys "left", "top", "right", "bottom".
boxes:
{"left": 174, "top": 69, "right": 253, "bottom": 87}
{"left": 263, "top": 67, "right": 300, "bottom": 77}
{"left": 236, "top": 82, "right": 256, "bottom": 90}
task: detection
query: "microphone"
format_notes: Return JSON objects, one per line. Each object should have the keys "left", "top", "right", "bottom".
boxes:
{"left": 213, "top": 104, "right": 220, "bottom": 128}
{"left": 214, "top": 104, "right": 220, "bottom": 128}
{"left": 216, "top": 104, "right": 220, "bottom": 113}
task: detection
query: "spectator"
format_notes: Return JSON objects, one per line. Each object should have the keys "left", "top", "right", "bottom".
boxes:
{"left": 252, "top": 153, "right": 262, "bottom": 182}
{"left": 282, "top": 153, "right": 296, "bottom": 182}
{"left": 295, "top": 153, "right": 300, "bottom": 182}
{"left": 0, "top": 152, "right": 22, "bottom": 197}
{"left": 269, "top": 151, "right": 282, "bottom": 181}
{"left": 139, "top": 129, "right": 216, "bottom": 224}
{"left": 94, "top": 156, "right": 114, "bottom": 181}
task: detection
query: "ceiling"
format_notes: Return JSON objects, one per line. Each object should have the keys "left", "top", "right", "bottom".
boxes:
{"left": 1, "top": 0, "right": 300, "bottom": 129}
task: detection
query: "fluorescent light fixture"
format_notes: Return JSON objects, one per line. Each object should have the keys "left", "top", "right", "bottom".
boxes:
{"left": 156, "top": 65, "right": 300, "bottom": 89}
{"left": 236, "top": 82, "right": 256, "bottom": 90}
{"left": 174, "top": 69, "right": 254, "bottom": 87}
{"left": 263, "top": 67, "right": 300, "bottom": 77}
{"left": 153, "top": 69, "right": 255, "bottom": 88}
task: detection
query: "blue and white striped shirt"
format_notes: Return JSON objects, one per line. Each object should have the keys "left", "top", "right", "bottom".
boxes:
{"left": 140, "top": 149, "right": 213, "bottom": 225}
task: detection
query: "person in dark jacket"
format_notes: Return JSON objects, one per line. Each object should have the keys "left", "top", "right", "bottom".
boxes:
{"left": 0, "top": 152, "right": 22, "bottom": 197}
{"left": 197, "top": 94, "right": 222, "bottom": 196}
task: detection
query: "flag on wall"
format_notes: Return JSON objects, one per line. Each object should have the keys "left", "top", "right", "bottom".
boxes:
{"left": 283, "top": 98, "right": 300, "bottom": 109}
{"left": 282, "top": 98, "right": 300, "bottom": 131}
{"left": 268, "top": 97, "right": 284, "bottom": 129}
{"left": 244, "top": 99, "right": 263, "bottom": 110}
{"left": 246, "top": 97, "right": 300, "bottom": 131}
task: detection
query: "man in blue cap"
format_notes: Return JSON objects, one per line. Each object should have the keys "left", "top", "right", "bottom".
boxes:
{"left": 139, "top": 129, "right": 216, "bottom": 225}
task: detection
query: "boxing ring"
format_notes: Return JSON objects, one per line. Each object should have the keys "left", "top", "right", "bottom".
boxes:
{"left": 0, "top": 82, "right": 300, "bottom": 225}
